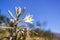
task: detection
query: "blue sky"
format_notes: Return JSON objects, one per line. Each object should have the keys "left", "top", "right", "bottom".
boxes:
{"left": 0, "top": 0, "right": 60, "bottom": 33}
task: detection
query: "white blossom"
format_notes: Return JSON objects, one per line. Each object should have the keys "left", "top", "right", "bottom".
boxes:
{"left": 22, "top": 14, "right": 34, "bottom": 23}
{"left": 15, "top": 7, "right": 21, "bottom": 16}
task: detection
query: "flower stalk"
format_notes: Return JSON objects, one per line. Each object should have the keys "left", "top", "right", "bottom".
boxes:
{"left": 7, "top": 6, "right": 33, "bottom": 40}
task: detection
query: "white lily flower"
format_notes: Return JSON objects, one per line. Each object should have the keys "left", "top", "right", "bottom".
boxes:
{"left": 17, "top": 7, "right": 26, "bottom": 18}
{"left": 15, "top": 7, "right": 21, "bottom": 17}
{"left": 23, "top": 14, "right": 34, "bottom": 23}
{"left": 8, "top": 10, "right": 16, "bottom": 21}
{"left": 15, "top": 7, "right": 26, "bottom": 18}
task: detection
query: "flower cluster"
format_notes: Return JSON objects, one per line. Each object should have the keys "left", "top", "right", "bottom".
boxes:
{"left": 8, "top": 7, "right": 34, "bottom": 24}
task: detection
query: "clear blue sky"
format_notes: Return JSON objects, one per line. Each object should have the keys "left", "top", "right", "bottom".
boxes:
{"left": 0, "top": 0, "right": 60, "bottom": 33}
